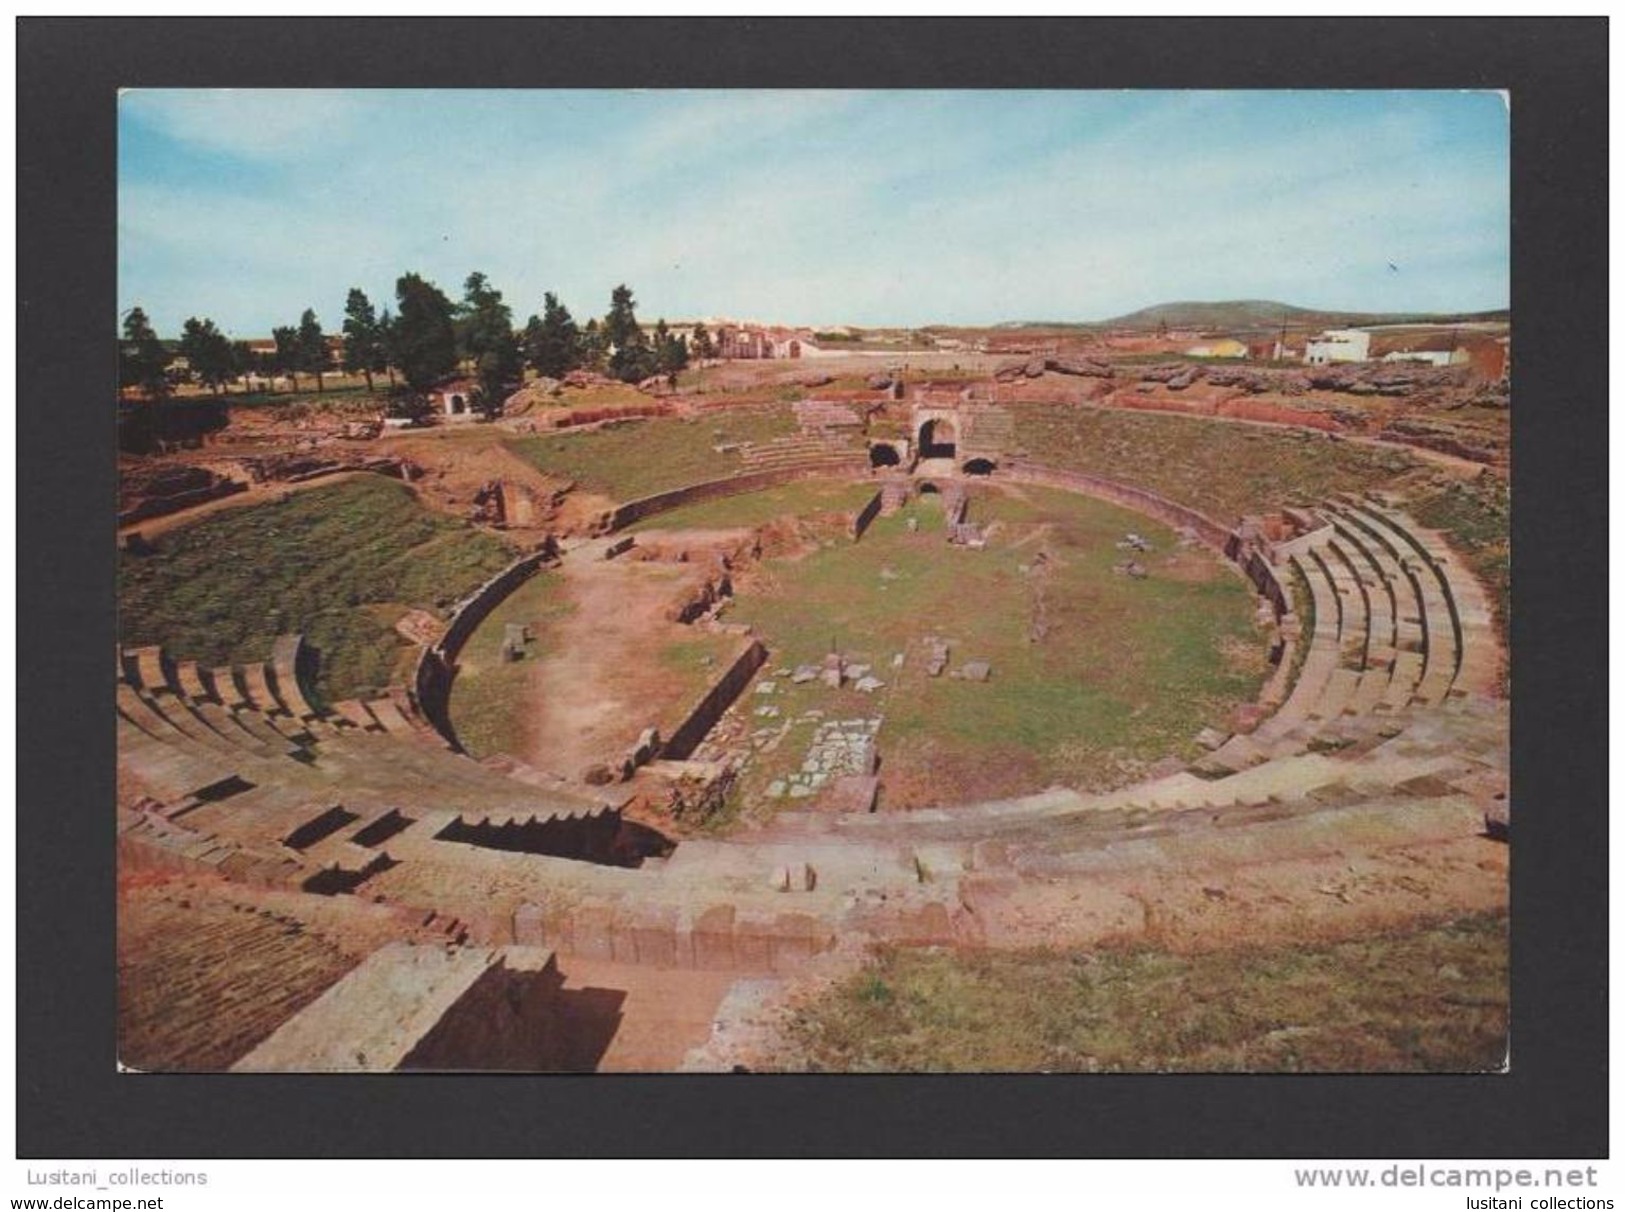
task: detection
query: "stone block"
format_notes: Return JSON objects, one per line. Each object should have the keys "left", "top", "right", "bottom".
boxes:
{"left": 512, "top": 903, "right": 550, "bottom": 947}
{"left": 768, "top": 913, "right": 829, "bottom": 972}
{"left": 608, "top": 915, "right": 641, "bottom": 964}
{"left": 691, "top": 904, "right": 738, "bottom": 970}
{"left": 629, "top": 904, "right": 681, "bottom": 968}
{"left": 731, "top": 916, "right": 774, "bottom": 970}
{"left": 569, "top": 905, "right": 615, "bottom": 961}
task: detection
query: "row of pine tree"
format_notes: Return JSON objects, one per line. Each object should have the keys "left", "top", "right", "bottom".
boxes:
{"left": 120, "top": 273, "right": 718, "bottom": 414}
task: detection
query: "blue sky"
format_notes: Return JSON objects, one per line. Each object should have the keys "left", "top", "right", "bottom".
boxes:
{"left": 118, "top": 89, "right": 1509, "bottom": 337}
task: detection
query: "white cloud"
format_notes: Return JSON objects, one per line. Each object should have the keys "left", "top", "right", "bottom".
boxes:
{"left": 121, "top": 89, "right": 369, "bottom": 161}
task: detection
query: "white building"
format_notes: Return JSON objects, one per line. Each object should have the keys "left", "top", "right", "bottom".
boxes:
{"left": 1380, "top": 348, "right": 1465, "bottom": 368}
{"left": 1304, "top": 329, "right": 1372, "bottom": 365}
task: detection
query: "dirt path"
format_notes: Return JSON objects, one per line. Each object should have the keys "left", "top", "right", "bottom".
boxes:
{"left": 517, "top": 538, "right": 723, "bottom": 778}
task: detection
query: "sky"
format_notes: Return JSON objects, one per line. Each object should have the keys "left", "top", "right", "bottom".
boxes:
{"left": 118, "top": 89, "right": 1509, "bottom": 337}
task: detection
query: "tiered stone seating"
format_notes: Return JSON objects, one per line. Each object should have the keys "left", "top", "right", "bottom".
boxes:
{"left": 1302, "top": 544, "right": 1365, "bottom": 724}
{"left": 1347, "top": 499, "right": 1502, "bottom": 698}
{"left": 1329, "top": 533, "right": 1397, "bottom": 716}
{"left": 130, "top": 644, "right": 170, "bottom": 694}
{"left": 792, "top": 399, "right": 865, "bottom": 431}
{"left": 119, "top": 635, "right": 626, "bottom": 925}
{"left": 269, "top": 634, "right": 320, "bottom": 720}
{"left": 1328, "top": 501, "right": 1465, "bottom": 707}
{"left": 118, "top": 881, "right": 360, "bottom": 1070}
{"left": 1249, "top": 548, "right": 1341, "bottom": 742}
{"left": 959, "top": 405, "right": 1015, "bottom": 453}
{"left": 174, "top": 659, "right": 212, "bottom": 701}
{"left": 209, "top": 667, "right": 249, "bottom": 709}
{"left": 118, "top": 681, "right": 230, "bottom": 757}
{"left": 362, "top": 695, "right": 419, "bottom": 736}
{"left": 237, "top": 661, "right": 281, "bottom": 714}
{"left": 737, "top": 434, "right": 865, "bottom": 474}
{"left": 330, "top": 700, "right": 385, "bottom": 731}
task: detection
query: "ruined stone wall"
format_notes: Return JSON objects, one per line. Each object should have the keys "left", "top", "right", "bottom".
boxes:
{"left": 1002, "top": 461, "right": 1237, "bottom": 552}
{"left": 660, "top": 637, "right": 768, "bottom": 761}
{"left": 850, "top": 490, "right": 883, "bottom": 541}
{"left": 1239, "top": 546, "right": 1291, "bottom": 617}
{"left": 1107, "top": 390, "right": 1341, "bottom": 433}
{"left": 512, "top": 900, "right": 838, "bottom": 974}
{"left": 1002, "top": 460, "right": 1290, "bottom": 626}
{"left": 413, "top": 549, "right": 554, "bottom": 747}
{"left": 117, "top": 467, "right": 247, "bottom": 527}
{"left": 608, "top": 462, "right": 868, "bottom": 531}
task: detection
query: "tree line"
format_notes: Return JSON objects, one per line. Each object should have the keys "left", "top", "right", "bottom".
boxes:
{"left": 119, "top": 273, "right": 712, "bottom": 415}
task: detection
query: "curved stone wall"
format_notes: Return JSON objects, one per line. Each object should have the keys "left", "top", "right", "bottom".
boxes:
{"left": 608, "top": 460, "right": 869, "bottom": 531}
{"left": 413, "top": 547, "right": 555, "bottom": 749}
{"left": 1002, "top": 459, "right": 1234, "bottom": 552}
{"left": 1003, "top": 459, "right": 1292, "bottom": 630}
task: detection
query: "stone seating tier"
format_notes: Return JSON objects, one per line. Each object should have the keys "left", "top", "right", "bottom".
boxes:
{"left": 269, "top": 635, "right": 319, "bottom": 719}
{"left": 1332, "top": 505, "right": 1459, "bottom": 706}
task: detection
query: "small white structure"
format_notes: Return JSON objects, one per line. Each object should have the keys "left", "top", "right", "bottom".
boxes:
{"left": 1381, "top": 348, "right": 1465, "bottom": 368}
{"left": 428, "top": 378, "right": 480, "bottom": 420}
{"left": 1304, "top": 329, "right": 1372, "bottom": 365}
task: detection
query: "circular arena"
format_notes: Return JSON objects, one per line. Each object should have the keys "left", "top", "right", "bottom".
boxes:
{"left": 117, "top": 372, "right": 1509, "bottom": 1073}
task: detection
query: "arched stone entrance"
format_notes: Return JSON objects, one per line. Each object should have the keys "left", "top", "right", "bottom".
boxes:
{"left": 869, "top": 442, "right": 902, "bottom": 469}
{"left": 918, "top": 418, "right": 957, "bottom": 459}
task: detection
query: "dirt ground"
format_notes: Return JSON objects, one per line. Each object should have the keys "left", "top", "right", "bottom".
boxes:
{"left": 545, "top": 955, "right": 743, "bottom": 1072}
{"left": 511, "top": 533, "right": 746, "bottom": 779}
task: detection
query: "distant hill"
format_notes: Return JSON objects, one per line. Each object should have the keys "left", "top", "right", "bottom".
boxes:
{"left": 999, "top": 300, "right": 1509, "bottom": 334}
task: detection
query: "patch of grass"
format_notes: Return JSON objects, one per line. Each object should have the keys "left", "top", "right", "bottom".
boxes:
{"left": 658, "top": 634, "right": 751, "bottom": 714}
{"left": 1008, "top": 403, "right": 1416, "bottom": 523}
{"left": 629, "top": 481, "right": 877, "bottom": 532}
{"left": 505, "top": 407, "right": 800, "bottom": 501}
{"left": 118, "top": 477, "right": 514, "bottom": 705}
{"left": 723, "top": 484, "right": 1266, "bottom": 803}
{"left": 444, "top": 572, "right": 576, "bottom": 759}
{"left": 785, "top": 912, "right": 1508, "bottom": 1072}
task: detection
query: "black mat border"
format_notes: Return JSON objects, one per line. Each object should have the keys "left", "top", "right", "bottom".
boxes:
{"left": 17, "top": 17, "right": 1606, "bottom": 1160}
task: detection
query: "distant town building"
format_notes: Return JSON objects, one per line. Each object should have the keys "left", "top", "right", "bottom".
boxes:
{"left": 1246, "top": 338, "right": 1301, "bottom": 362}
{"left": 1304, "top": 329, "right": 1372, "bottom": 365}
{"left": 713, "top": 324, "right": 822, "bottom": 360}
